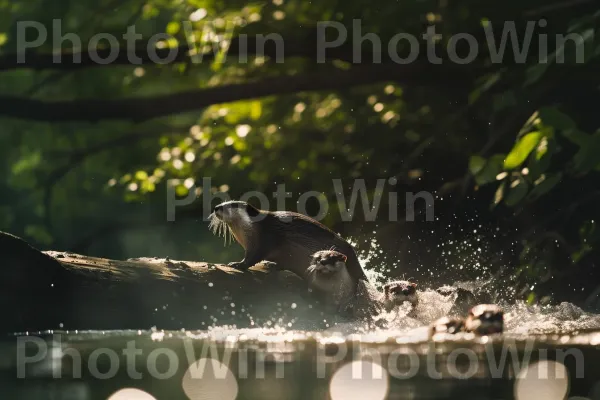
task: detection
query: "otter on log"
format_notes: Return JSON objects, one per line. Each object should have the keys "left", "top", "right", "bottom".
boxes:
{"left": 209, "top": 201, "right": 368, "bottom": 289}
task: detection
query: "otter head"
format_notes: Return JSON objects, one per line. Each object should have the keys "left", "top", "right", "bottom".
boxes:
{"left": 209, "top": 201, "right": 261, "bottom": 248}
{"left": 309, "top": 250, "right": 348, "bottom": 277}
{"left": 465, "top": 304, "right": 503, "bottom": 335}
{"left": 382, "top": 280, "right": 418, "bottom": 311}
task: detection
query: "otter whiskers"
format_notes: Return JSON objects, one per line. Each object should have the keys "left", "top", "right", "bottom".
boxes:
{"left": 208, "top": 213, "right": 233, "bottom": 245}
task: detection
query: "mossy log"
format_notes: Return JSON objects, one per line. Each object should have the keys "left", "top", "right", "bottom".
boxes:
{"left": 0, "top": 231, "right": 321, "bottom": 333}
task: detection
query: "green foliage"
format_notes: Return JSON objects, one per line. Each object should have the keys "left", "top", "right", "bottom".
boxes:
{"left": 573, "top": 132, "right": 600, "bottom": 173}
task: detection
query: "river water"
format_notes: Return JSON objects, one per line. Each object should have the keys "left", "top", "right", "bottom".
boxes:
{"left": 3, "top": 294, "right": 600, "bottom": 400}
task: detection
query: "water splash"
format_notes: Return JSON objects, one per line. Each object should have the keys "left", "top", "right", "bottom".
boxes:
{"left": 348, "top": 237, "right": 390, "bottom": 290}
{"left": 194, "top": 226, "right": 600, "bottom": 338}
{"left": 329, "top": 233, "right": 600, "bottom": 337}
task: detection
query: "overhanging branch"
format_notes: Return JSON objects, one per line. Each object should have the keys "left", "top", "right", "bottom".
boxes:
{"left": 0, "top": 63, "right": 479, "bottom": 122}
{"left": 0, "top": 35, "right": 317, "bottom": 72}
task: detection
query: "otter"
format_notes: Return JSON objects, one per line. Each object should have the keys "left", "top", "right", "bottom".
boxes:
{"left": 381, "top": 280, "right": 418, "bottom": 312}
{"left": 429, "top": 304, "right": 504, "bottom": 338}
{"left": 209, "top": 201, "right": 368, "bottom": 289}
{"left": 465, "top": 304, "right": 504, "bottom": 335}
{"left": 306, "top": 250, "right": 384, "bottom": 320}
{"left": 306, "top": 250, "right": 355, "bottom": 311}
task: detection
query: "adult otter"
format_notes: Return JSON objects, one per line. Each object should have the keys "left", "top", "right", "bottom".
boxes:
{"left": 209, "top": 201, "right": 368, "bottom": 290}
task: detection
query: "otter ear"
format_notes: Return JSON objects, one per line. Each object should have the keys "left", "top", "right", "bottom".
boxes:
{"left": 341, "top": 255, "right": 347, "bottom": 262}
{"left": 411, "top": 282, "right": 417, "bottom": 288}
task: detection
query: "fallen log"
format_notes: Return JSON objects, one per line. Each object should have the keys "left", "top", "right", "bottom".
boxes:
{"left": 0, "top": 231, "right": 324, "bottom": 333}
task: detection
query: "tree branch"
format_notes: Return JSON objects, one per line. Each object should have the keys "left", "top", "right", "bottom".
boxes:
{"left": 0, "top": 35, "right": 317, "bottom": 72}
{"left": 0, "top": 63, "right": 479, "bottom": 122}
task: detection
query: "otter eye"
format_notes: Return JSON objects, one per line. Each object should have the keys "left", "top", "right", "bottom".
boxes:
{"left": 214, "top": 204, "right": 223, "bottom": 212}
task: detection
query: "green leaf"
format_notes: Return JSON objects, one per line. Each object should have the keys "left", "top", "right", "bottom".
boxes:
{"left": 468, "top": 88, "right": 481, "bottom": 105}
{"left": 470, "top": 72, "right": 501, "bottom": 104}
{"left": 573, "top": 132, "right": 600, "bottom": 173}
{"left": 504, "top": 132, "right": 543, "bottom": 170}
{"left": 527, "top": 173, "right": 562, "bottom": 201}
{"left": 492, "top": 91, "right": 517, "bottom": 112}
{"left": 538, "top": 107, "right": 576, "bottom": 130}
{"left": 469, "top": 155, "right": 486, "bottom": 176}
{"left": 505, "top": 177, "right": 529, "bottom": 206}
{"left": 561, "top": 129, "right": 590, "bottom": 147}
{"left": 474, "top": 154, "right": 505, "bottom": 186}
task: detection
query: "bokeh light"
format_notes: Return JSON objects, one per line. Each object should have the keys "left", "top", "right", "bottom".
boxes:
{"left": 515, "top": 361, "right": 569, "bottom": 400}
{"left": 107, "top": 388, "right": 157, "bottom": 400}
{"left": 329, "top": 361, "right": 389, "bottom": 400}
{"left": 181, "top": 358, "right": 238, "bottom": 400}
